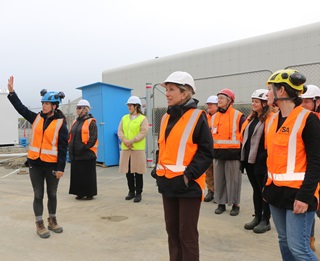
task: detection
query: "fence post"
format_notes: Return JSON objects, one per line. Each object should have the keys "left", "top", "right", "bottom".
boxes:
{"left": 145, "top": 83, "right": 154, "bottom": 167}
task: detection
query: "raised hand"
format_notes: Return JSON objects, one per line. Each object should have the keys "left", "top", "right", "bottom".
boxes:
{"left": 7, "top": 76, "right": 14, "bottom": 93}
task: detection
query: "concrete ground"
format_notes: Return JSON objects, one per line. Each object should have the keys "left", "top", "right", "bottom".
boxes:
{"left": 1, "top": 164, "right": 320, "bottom": 261}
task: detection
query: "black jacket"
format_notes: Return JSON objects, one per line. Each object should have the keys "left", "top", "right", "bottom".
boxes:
{"left": 7, "top": 92, "right": 68, "bottom": 172}
{"left": 68, "top": 114, "right": 98, "bottom": 161}
{"left": 155, "top": 98, "right": 214, "bottom": 198}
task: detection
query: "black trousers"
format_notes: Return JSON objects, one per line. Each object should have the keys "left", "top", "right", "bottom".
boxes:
{"left": 126, "top": 172, "right": 143, "bottom": 195}
{"left": 162, "top": 196, "right": 201, "bottom": 261}
{"left": 29, "top": 164, "right": 60, "bottom": 217}
{"left": 245, "top": 163, "right": 270, "bottom": 220}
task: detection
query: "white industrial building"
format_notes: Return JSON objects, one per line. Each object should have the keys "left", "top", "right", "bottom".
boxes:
{"left": 102, "top": 22, "right": 320, "bottom": 107}
{"left": 101, "top": 21, "right": 320, "bottom": 165}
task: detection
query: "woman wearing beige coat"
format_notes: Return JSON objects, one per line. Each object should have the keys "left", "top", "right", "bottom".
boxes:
{"left": 118, "top": 96, "right": 148, "bottom": 203}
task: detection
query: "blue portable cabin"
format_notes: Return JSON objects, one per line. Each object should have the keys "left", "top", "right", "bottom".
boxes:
{"left": 77, "top": 82, "right": 132, "bottom": 166}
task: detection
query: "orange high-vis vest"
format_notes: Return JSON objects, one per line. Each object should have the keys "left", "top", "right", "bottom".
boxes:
{"left": 69, "top": 118, "right": 98, "bottom": 157}
{"left": 156, "top": 109, "right": 206, "bottom": 195}
{"left": 28, "top": 114, "right": 64, "bottom": 163}
{"left": 211, "top": 106, "right": 242, "bottom": 149}
{"left": 240, "top": 118, "right": 250, "bottom": 143}
{"left": 263, "top": 112, "right": 275, "bottom": 149}
{"left": 265, "top": 106, "right": 319, "bottom": 199}
{"left": 206, "top": 113, "right": 212, "bottom": 127}
{"left": 240, "top": 112, "right": 275, "bottom": 148}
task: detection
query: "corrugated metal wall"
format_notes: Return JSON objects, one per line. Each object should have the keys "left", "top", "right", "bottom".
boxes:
{"left": 102, "top": 22, "right": 320, "bottom": 107}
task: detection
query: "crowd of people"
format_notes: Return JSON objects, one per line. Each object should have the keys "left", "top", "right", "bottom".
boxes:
{"left": 152, "top": 69, "right": 320, "bottom": 261}
{"left": 7, "top": 68, "right": 320, "bottom": 261}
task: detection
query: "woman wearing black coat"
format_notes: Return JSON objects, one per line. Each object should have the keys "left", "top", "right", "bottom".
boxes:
{"left": 68, "top": 99, "right": 98, "bottom": 200}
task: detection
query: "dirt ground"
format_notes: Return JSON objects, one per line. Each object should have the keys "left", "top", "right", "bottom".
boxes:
{"left": 1, "top": 145, "right": 320, "bottom": 261}
{"left": 0, "top": 145, "right": 28, "bottom": 169}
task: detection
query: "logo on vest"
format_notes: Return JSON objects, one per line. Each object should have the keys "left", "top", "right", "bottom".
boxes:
{"left": 279, "top": 126, "right": 290, "bottom": 134}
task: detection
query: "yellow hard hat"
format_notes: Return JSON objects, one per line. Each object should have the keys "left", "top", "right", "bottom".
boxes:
{"left": 267, "top": 69, "right": 306, "bottom": 92}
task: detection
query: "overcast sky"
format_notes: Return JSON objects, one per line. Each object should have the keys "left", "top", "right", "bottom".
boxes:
{"left": 1, "top": 0, "right": 320, "bottom": 109}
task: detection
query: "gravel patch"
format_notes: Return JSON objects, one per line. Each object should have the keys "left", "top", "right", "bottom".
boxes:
{"left": 0, "top": 145, "right": 28, "bottom": 169}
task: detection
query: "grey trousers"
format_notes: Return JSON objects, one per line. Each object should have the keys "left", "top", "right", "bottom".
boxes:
{"left": 213, "top": 159, "right": 242, "bottom": 206}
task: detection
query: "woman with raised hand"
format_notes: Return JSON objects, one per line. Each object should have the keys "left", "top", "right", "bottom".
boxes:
{"left": 7, "top": 76, "right": 68, "bottom": 239}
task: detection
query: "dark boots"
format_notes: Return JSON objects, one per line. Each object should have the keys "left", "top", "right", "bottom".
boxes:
{"left": 244, "top": 216, "right": 271, "bottom": 233}
{"left": 125, "top": 191, "right": 135, "bottom": 200}
{"left": 253, "top": 219, "right": 271, "bottom": 233}
{"left": 244, "top": 216, "right": 261, "bottom": 230}
{"left": 215, "top": 204, "right": 226, "bottom": 214}
{"left": 204, "top": 190, "right": 214, "bottom": 202}
{"left": 134, "top": 194, "right": 142, "bottom": 203}
{"left": 230, "top": 205, "right": 240, "bottom": 216}
{"left": 125, "top": 191, "right": 142, "bottom": 202}
{"left": 126, "top": 172, "right": 143, "bottom": 203}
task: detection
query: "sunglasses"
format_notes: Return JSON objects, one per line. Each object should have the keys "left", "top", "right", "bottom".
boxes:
{"left": 76, "top": 106, "right": 84, "bottom": 110}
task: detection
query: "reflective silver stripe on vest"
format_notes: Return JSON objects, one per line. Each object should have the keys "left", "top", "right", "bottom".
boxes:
{"left": 158, "top": 109, "right": 201, "bottom": 172}
{"left": 48, "top": 118, "right": 63, "bottom": 155}
{"left": 268, "top": 109, "right": 309, "bottom": 182}
{"left": 156, "top": 164, "right": 185, "bottom": 172}
{"left": 213, "top": 110, "right": 240, "bottom": 145}
{"left": 159, "top": 113, "right": 168, "bottom": 131}
{"left": 28, "top": 146, "right": 40, "bottom": 153}
{"left": 41, "top": 149, "right": 58, "bottom": 156}
{"left": 28, "top": 114, "right": 42, "bottom": 152}
{"left": 176, "top": 109, "right": 201, "bottom": 167}
{"left": 287, "top": 109, "right": 309, "bottom": 174}
{"left": 266, "top": 112, "right": 278, "bottom": 134}
{"left": 268, "top": 172, "right": 305, "bottom": 181}
{"left": 39, "top": 118, "right": 63, "bottom": 156}
{"left": 210, "top": 113, "right": 216, "bottom": 130}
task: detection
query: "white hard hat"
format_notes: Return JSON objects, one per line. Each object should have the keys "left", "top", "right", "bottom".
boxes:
{"left": 301, "top": 85, "right": 320, "bottom": 99}
{"left": 160, "top": 71, "right": 196, "bottom": 94}
{"left": 251, "top": 89, "right": 268, "bottom": 101}
{"left": 206, "top": 95, "right": 218, "bottom": 104}
{"left": 126, "top": 96, "right": 142, "bottom": 106}
{"left": 77, "top": 99, "right": 91, "bottom": 108}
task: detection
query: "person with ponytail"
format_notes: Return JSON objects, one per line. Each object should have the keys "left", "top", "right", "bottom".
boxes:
{"left": 263, "top": 69, "right": 320, "bottom": 260}
{"left": 7, "top": 76, "right": 68, "bottom": 239}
